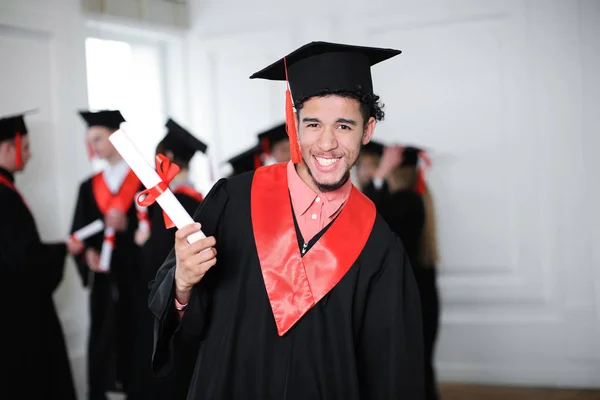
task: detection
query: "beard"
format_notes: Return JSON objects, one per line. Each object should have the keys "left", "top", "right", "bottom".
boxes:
{"left": 306, "top": 161, "right": 352, "bottom": 193}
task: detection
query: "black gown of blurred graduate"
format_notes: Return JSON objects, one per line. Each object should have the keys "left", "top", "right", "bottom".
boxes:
{"left": 149, "top": 42, "right": 424, "bottom": 399}
{"left": 70, "top": 110, "right": 144, "bottom": 399}
{"left": 363, "top": 145, "right": 441, "bottom": 400}
{"left": 129, "top": 118, "right": 207, "bottom": 400}
{"left": 0, "top": 111, "right": 77, "bottom": 399}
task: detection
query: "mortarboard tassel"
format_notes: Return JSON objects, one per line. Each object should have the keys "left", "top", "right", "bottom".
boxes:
{"left": 14, "top": 133, "right": 23, "bottom": 169}
{"left": 284, "top": 57, "right": 302, "bottom": 164}
{"left": 415, "top": 150, "right": 432, "bottom": 195}
{"left": 87, "top": 143, "right": 94, "bottom": 160}
{"left": 260, "top": 137, "right": 271, "bottom": 157}
{"left": 254, "top": 152, "right": 263, "bottom": 169}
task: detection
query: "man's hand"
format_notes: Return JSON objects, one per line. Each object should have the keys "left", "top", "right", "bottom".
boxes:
{"left": 134, "top": 228, "right": 151, "bottom": 246}
{"left": 375, "top": 144, "right": 404, "bottom": 180}
{"left": 105, "top": 209, "right": 127, "bottom": 232}
{"left": 66, "top": 236, "right": 85, "bottom": 255}
{"left": 174, "top": 223, "right": 217, "bottom": 304}
{"left": 85, "top": 248, "right": 107, "bottom": 273}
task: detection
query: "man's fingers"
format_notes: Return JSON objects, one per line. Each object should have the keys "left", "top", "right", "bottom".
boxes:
{"left": 175, "top": 223, "right": 202, "bottom": 243}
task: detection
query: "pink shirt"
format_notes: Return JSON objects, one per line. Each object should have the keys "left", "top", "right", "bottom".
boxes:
{"left": 176, "top": 161, "right": 352, "bottom": 315}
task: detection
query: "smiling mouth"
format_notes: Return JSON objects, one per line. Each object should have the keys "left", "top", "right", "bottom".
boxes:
{"left": 314, "top": 156, "right": 341, "bottom": 167}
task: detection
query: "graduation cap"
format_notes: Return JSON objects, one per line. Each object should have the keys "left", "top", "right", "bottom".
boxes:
{"left": 257, "top": 123, "right": 287, "bottom": 155}
{"left": 249, "top": 41, "right": 401, "bottom": 164}
{"left": 361, "top": 140, "right": 385, "bottom": 157}
{"left": 161, "top": 118, "right": 208, "bottom": 164}
{"left": 401, "top": 146, "right": 422, "bottom": 167}
{"left": 226, "top": 145, "right": 262, "bottom": 176}
{"left": 0, "top": 109, "right": 38, "bottom": 169}
{"left": 78, "top": 109, "right": 125, "bottom": 130}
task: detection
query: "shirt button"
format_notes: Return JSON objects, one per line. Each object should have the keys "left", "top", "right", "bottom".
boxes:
{"left": 311, "top": 214, "right": 317, "bottom": 220}
{"left": 315, "top": 197, "right": 321, "bottom": 203}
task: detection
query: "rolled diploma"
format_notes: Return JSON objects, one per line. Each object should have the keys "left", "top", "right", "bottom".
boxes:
{"left": 71, "top": 219, "right": 105, "bottom": 241}
{"left": 99, "top": 227, "right": 114, "bottom": 271}
{"left": 109, "top": 129, "right": 205, "bottom": 244}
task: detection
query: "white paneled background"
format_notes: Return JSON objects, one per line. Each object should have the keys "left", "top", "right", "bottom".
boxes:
{"left": 1, "top": 0, "right": 599, "bottom": 396}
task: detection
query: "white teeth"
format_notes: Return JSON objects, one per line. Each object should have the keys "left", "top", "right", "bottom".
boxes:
{"left": 315, "top": 157, "right": 339, "bottom": 166}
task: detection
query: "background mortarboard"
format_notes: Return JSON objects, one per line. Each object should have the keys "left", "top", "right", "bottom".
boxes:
{"left": 78, "top": 110, "right": 125, "bottom": 130}
{"left": 401, "top": 146, "right": 422, "bottom": 167}
{"left": 161, "top": 118, "right": 208, "bottom": 163}
{"left": 226, "top": 145, "right": 262, "bottom": 175}
{"left": 257, "top": 123, "right": 287, "bottom": 153}
{"left": 361, "top": 140, "right": 385, "bottom": 157}
{"left": 249, "top": 41, "right": 402, "bottom": 101}
{"left": 0, "top": 109, "right": 39, "bottom": 141}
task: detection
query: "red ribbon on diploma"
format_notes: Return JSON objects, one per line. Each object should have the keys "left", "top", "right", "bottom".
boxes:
{"left": 136, "top": 154, "right": 180, "bottom": 229}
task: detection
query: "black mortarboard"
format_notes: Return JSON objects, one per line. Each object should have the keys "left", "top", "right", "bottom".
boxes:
{"left": 401, "top": 146, "right": 422, "bottom": 167}
{"left": 257, "top": 123, "right": 288, "bottom": 152}
{"left": 0, "top": 109, "right": 38, "bottom": 141}
{"left": 249, "top": 41, "right": 401, "bottom": 101}
{"left": 79, "top": 109, "right": 125, "bottom": 130}
{"left": 226, "top": 145, "right": 261, "bottom": 176}
{"left": 161, "top": 118, "right": 208, "bottom": 163}
{"left": 361, "top": 140, "right": 385, "bottom": 157}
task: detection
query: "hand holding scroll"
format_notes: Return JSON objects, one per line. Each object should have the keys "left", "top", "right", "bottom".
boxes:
{"left": 174, "top": 223, "right": 217, "bottom": 304}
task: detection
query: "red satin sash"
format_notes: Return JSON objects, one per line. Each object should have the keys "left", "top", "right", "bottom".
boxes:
{"left": 92, "top": 169, "right": 141, "bottom": 215}
{"left": 251, "top": 163, "right": 376, "bottom": 336}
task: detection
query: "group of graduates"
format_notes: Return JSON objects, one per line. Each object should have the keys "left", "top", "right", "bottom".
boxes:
{"left": 1, "top": 40, "right": 440, "bottom": 400}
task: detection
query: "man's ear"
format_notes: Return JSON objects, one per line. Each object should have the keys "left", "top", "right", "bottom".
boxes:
{"left": 362, "top": 117, "right": 377, "bottom": 145}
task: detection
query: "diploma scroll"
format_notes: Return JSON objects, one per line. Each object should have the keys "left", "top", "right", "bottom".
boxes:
{"left": 109, "top": 129, "right": 206, "bottom": 244}
{"left": 99, "top": 227, "right": 115, "bottom": 272}
{"left": 71, "top": 219, "right": 104, "bottom": 242}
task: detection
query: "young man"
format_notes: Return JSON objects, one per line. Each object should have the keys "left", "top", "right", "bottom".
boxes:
{"left": 363, "top": 144, "right": 441, "bottom": 400}
{"left": 0, "top": 110, "right": 79, "bottom": 399}
{"left": 129, "top": 118, "right": 207, "bottom": 400}
{"left": 257, "top": 122, "right": 290, "bottom": 165}
{"left": 149, "top": 41, "right": 424, "bottom": 399}
{"left": 70, "top": 109, "right": 143, "bottom": 400}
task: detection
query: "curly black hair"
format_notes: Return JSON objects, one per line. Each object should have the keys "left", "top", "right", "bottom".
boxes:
{"left": 293, "top": 86, "right": 385, "bottom": 124}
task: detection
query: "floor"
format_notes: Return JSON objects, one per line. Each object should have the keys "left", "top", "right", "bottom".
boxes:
{"left": 439, "top": 383, "right": 600, "bottom": 399}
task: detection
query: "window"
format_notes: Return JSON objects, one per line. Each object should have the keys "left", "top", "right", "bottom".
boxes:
{"left": 85, "top": 36, "right": 166, "bottom": 170}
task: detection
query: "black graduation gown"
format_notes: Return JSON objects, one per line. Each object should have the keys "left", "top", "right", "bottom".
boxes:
{"left": 70, "top": 173, "right": 143, "bottom": 395}
{"left": 363, "top": 180, "right": 440, "bottom": 400}
{"left": 129, "top": 189, "right": 203, "bottom": 400}
{"left": 0, "top": 167, "right": 77, "bottom": 399}
{"left": 149, "top": 170, "right": 424, "bottom": 399}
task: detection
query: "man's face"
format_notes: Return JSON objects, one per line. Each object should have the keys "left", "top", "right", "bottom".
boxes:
{"left": 296, "top": 95, "right": 375, "bottom": 192}
{"left": 271, "top": 138, "right": 290, "bottom": 163}
{"left": 86, "top": 126, "right": 116, "bottom": 160}
{"left": 1, "top": 135, "right": 32, "bottom": 171}
{"left": 356, "top": 153, "right": 380, "bottom": 187}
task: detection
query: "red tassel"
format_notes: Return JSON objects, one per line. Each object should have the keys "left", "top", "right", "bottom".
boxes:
{"left": 254, "top": 152, "right": 262, "bottom": 169}
{"left": 260, "top": 137, "right": 271, "bottom": 156}
{"left": 284, "top": 57, "right": 302, "bottom": 164}
{"left": 414, "top": 150, "right": 431, "bottom": 195}
{"left": 14, "top": 132, "right": 22, "bottom": 169}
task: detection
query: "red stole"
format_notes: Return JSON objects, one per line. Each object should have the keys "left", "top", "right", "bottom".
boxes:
{"left": 0, "top": 174, "right": 29, "bottom": 210}
{"left": 173, "top": 184, "right": 204, "bottom": 203}
{"left": 251, "top": 163, "right": 376, "bottom": 336}
{"left": 92, "top": 169, "right": 141, "bottom": 215}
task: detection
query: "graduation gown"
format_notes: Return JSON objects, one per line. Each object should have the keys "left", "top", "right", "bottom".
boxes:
{"left": 149, "top": 163, "right": 424, "bottom": 399}
{"left": 363, "top": 179, "right": 440, "bottom": 400}
{"left": 70, "top": 170, "right": 143, "bottom": 394}
{"left": 0, "top": 167, "right": 77, "bottom": 399}
{"left": 129, "top": 184, "right": 203, "bottom": 400}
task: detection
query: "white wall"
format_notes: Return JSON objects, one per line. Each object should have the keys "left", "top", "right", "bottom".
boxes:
{"left": 185, "top": 0, "right": 600, "bottom": 387}
{"left": 0, "top": 0, "right": 91, "bottom": 357}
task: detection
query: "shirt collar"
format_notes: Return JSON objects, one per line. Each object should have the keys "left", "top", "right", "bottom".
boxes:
{"left": 286, "top": 161, "right": 352, "bottom": 218}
